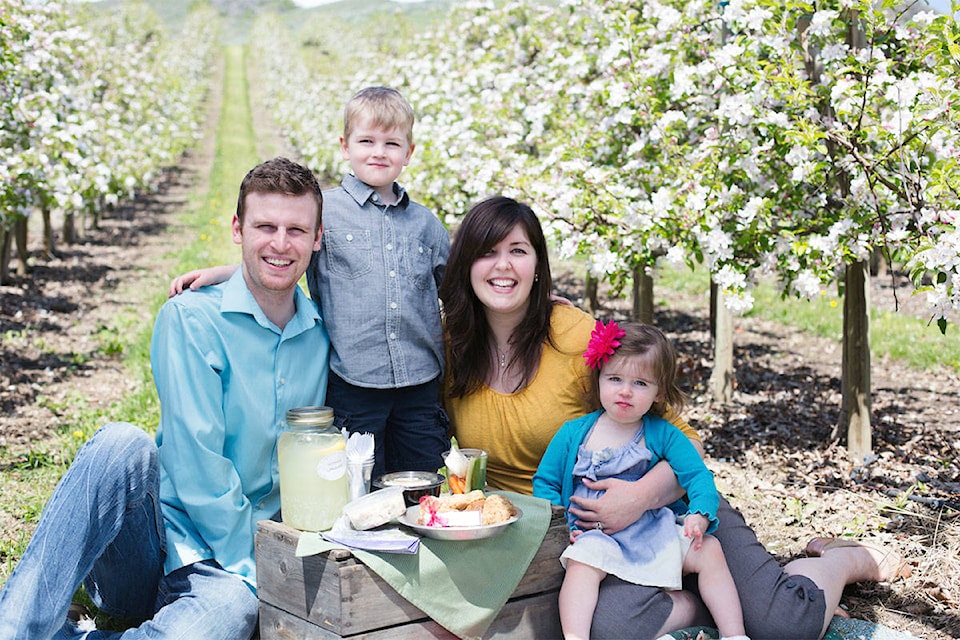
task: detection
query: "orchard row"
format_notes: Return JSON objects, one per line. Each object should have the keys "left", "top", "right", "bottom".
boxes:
{"left": 0, "top": 0, "right": 219, "bottom": 279}
{"left": 252, "top": 0, "right": 960, "bottom": 325}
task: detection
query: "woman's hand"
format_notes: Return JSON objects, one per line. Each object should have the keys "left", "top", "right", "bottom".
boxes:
{"left": 567, "top": 460, "right": 686, "bottom": 535}
{"left": 567, "top": 477, "right": 646, "bottom": 535}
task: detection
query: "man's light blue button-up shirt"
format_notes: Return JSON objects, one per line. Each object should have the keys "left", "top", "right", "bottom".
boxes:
{"left": 307, "top": 174, "right": 449, "bottom": 389}
{"left": 151, "top": 269, "right": 330, "bottom": 590}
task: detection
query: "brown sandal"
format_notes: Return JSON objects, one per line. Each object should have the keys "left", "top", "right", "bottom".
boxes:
{"left": 805, "top": 537, "right": 912, "bottom": 581}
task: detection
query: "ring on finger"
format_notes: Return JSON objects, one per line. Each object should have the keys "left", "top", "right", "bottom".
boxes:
{"left": 595, "top": 521, "right": 603, "bottom": 531}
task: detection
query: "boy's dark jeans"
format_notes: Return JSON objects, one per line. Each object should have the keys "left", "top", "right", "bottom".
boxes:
{"left": 327, "top": 373, "right": 449, "bottom": 478}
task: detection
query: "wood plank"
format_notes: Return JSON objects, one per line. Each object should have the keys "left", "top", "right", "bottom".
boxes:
{"left": 509, "top": 511, "right": 566, "bottom": 597}
{"left": 259, "top": 591, "right": 561, "bottom": 639}
{"left": 256, "top": 522, "right": 347, "bottom": 632}
{"left": 255, "top": 505, "right": 567, "bottom": 637}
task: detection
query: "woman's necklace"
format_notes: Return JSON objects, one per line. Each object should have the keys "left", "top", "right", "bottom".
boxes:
{"left": 489, "top": 341, "right": 525, "bottom": 392}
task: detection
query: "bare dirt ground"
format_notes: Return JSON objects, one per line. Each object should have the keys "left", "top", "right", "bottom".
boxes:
{"left": 0, "top": 160, "right": 203, "bottom": 449}
{"left": 1, "top": 119, "right": 958, "bottom": 639}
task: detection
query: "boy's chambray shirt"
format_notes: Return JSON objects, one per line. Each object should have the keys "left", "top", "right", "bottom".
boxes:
{"left": 308, "top": 173, "right": 449, "bottom": 389}
{"left": 152, "top": 269, "right": 330, "bottom": 590}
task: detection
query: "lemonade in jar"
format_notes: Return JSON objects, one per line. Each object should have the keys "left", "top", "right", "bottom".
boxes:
{"left": 278, "top": 406, "right": 349, "bottom": 531}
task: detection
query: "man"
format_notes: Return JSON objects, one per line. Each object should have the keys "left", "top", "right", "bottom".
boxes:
{"left": 0, "top": 157, "right": 330, "bottom": 639}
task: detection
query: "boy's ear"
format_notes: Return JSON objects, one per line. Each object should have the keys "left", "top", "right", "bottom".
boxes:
{"left": 313, "top": 225, "right": 323, "bottom": 252}
{"left": 403, "top": 141, "right": 415, "bottom": 166}
{"left": 340, "top": 136, "right": 349, "bottom": 159}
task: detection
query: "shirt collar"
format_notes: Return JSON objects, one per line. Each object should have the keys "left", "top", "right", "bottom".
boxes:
{"left": 342, "top": 173, "right": 409, "bottom": 208}
{"left": 220, "top": 269, "right": 320, "bottom": 337}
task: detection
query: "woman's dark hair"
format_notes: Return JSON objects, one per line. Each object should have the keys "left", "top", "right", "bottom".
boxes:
{"left": 439, "top": 196, "right": 554, "bottom": 397}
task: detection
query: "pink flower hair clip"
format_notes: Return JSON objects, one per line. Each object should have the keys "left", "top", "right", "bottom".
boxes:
{"left": 583, "top": 319, "right": 626, "bottom": 370}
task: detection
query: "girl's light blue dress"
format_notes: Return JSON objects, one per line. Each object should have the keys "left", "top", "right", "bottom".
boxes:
{"left": 560, "top": 424, "right": 691, "bottom": 590}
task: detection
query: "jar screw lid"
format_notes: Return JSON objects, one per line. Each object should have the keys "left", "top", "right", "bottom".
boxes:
{"left": 285, "top": 406, "right": 335, "bottom": 426}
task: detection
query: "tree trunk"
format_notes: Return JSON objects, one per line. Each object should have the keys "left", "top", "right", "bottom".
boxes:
{"left": 42, "top": 207, "right": 58, "bottom": 258}
{"left": 13, "top": 217, "right": 28, "bottom": 275}
{"left": 709, "top": 280, "right": 717, "bottom": 340}
{"left": 91, "top": 196, "right": 103, "bottom": 229}
{"left": 709, "top": 283, "right": 735, "bottom": 402}
{"left": 63, "top": 210, "right": 77, "bottom": 245}
{"left": 839, "top": 260, "right": 872, "bottom": 460}
{"left": 632, "top": 265, "right": 654, "bottom": 324}
{"left": 870, "top": 247, "right": 888, "bottom": 278}
{"left": 0, "top": 226, "right": 10, "bottom": 285}
{"left": 584, "top": 272, "right": 599, "bottom": 315}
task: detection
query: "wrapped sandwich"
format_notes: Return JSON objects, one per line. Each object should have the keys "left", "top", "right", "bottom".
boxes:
{"left": 417, "top": 491, "right": 517, "bottom": 527}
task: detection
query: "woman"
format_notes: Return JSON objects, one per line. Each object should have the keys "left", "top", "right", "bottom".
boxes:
{"left": 439, "top": 196, "right": 700, "bottom": 496}
{"left": 438, "top": 195, "right": 910, "bottom": 639}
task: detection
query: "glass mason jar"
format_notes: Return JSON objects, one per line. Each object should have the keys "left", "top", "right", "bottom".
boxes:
{"left": 277, "top": 406, "right": 349, "bottom": 531}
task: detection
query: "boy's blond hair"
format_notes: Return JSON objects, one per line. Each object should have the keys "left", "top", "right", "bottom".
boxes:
{"left": 343, "top": 86, "right": 415, "bottom": 145}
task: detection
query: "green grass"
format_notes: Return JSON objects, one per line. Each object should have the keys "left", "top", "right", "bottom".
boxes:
{"left": 176, "top": 44, "right": 255, "bottom": 274}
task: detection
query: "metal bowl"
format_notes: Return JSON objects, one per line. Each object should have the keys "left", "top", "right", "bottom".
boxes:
{"left": 373, "top": 471, "right": 445, "bottom": 507}
{"left": 397, "top": 505, "right": 522, "bottom": 541}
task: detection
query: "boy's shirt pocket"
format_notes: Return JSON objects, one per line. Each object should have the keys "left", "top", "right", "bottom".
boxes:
{"left": 401, "top": 236, "right": 436, "bottom": 291}
{"left": 323, "top": 229, "right": 372, "bottom": 279}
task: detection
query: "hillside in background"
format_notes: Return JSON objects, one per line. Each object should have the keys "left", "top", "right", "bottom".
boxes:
{"left": 90, "top": 0, "right": 455, "bottom": 40}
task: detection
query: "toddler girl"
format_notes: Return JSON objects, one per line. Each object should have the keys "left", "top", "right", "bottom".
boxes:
{"left": 533, "top": 320, "right": 747, "bottom": 640}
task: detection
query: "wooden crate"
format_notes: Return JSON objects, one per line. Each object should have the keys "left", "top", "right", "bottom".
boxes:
{"left": 255, "top": 506, "right": 567, "bottom": 639}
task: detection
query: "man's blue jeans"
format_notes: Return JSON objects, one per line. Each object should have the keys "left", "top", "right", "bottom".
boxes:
{"left": 0, "top": 423, "right": 258, "bottom": 639}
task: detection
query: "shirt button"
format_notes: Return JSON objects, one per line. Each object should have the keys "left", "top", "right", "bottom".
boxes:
{"left": 418, "top": 246, "right": 424, "bottom": 253}
{"left": 386, "top": 243, "right": 393, "bottom": 251}
{"left": 279, "top": 378, "right": 285, "bottom": 385}
{"left": 389, "top": 270, "right": 396, "bottom": 277}
{"left": 346, "top": 233, "right": 354, "bottom": 241}
{"left": 389, "top": 332, "right": 397, "bottom": 340}
{"left": 390, "top": 302, "right": 398, "bottom": 309}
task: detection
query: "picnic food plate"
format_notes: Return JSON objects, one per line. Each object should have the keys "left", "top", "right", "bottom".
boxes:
{"left": 398, "top": 504, "right": 522, "bottom": 541}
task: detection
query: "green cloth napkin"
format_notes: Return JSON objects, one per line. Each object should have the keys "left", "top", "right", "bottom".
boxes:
{"left": 296, "top": 491, "right": 552, "bottom": 640}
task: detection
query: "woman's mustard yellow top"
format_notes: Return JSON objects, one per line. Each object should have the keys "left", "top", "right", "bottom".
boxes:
{"left": 444, "top": 304, "right": 699, "bottom": 495}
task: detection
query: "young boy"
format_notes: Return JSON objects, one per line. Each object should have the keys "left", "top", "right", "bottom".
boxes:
{"left": 170, "top": 87, "right": 450, "bottom": 479}
{"left": 311, "top": 86, "right": 450, "bottom": 478}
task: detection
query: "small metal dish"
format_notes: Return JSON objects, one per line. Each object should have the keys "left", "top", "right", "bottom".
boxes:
{"left": 373, "top": 471, "right": 445, "bottom": 507}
